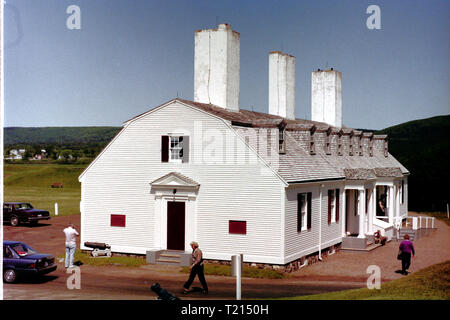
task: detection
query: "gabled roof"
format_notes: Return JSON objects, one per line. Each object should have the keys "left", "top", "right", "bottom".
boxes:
{"left": 81, "top": 98, "right": 408, "bottom": 184}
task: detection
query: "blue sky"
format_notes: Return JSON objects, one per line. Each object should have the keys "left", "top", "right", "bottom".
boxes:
{"left": 4, "top": 0, "right": 449, "bottom": 129}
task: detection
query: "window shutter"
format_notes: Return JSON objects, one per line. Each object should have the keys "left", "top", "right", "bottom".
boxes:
{"left": 182, "top": 136, "right": 189, "bottom": 163}
{"left": 307, "top": 192, "right": 312, "bottom": 230}
{"left": 297, "top": 194, "right": 303, "bottom": 232}
{"left": 336, "top": 189, "right": 340, "bottom": 222}
{"left": 111, "top": 214, "right": 126, "bottom": 227}
{"left": 328, "top": 190, "right": 332, "bottom": 224}
{"left": 161, "top": 136, "right": 169, "bottom": 162}
{"left": 229, "top": 221, "right": 246, "bottom": 235}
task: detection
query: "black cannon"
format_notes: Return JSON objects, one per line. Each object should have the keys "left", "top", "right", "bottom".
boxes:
{"left": 151, "top": 283, "right": 180, "bottom": 301}
{"left": 84, "top": 242, "right": 112, "bottom": 257}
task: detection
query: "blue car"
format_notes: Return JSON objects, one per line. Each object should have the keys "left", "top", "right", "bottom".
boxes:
{"left": 3, "top": 241, "right": 57, "bottom": 283}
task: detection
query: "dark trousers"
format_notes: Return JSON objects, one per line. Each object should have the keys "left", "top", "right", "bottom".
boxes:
{"left": 184, "top": 264, "right": 208, "bottom": 291}
{"left": 401, "top": 252, "right": 411, "bottom": 273}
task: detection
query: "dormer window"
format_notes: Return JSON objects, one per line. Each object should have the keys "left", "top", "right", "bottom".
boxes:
{"left": 278, "top": 128, "right": 286, "bottom": 154}
{"left": 309, "top": 128, "right": 316, "bottom": 155}
{"left": 325, "top": 129, "right": 331, "bottom": 155}
{"left": 369, "top": 138, "right": 374, "bottom": 157}
{"left": 384, "top": 140, "right": 388, "bottom": 157}
{"left": 358, "top": 137, "right": 363, "bottom": 156}
{"left": 338, "top": 134, "right": 343, "bottom": 156}
{"left": 349, "top": 134, "right": 354, "bottom": 156}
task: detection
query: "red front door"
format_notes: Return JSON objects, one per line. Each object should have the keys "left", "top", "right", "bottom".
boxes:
{"left": 167, "top": 201, "right": 185, "bottom": 250}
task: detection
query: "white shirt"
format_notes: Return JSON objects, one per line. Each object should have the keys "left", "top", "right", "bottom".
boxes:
{"left": 64, "top": 227, "right": 79, "bottom": 245}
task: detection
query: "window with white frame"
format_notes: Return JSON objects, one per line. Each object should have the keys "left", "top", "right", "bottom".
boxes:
{"left": 169, "top": 136, "right": 184, "bottom": 162}
{"left": 297, "top": 193, "right": 310, "bottom": 231}
{"left": 328, "top": 189, "right": 336, "bottom": 223}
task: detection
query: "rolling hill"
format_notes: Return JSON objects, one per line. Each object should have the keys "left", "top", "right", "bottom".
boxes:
{"left": 4, "top": 126, "right": 121, "bottom": 145}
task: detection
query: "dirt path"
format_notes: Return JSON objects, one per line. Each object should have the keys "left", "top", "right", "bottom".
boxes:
{"left": 3, "top": 213, "right": 449, "bottom": 300}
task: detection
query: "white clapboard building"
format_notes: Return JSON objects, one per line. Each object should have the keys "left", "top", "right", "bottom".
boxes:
{"left": 79, "top": 24, "right": 409, "bottom": 267}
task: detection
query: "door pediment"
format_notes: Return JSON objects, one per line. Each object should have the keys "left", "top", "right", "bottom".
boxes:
{"left": 151, "top": 172, "right": 200, "bottom": 190}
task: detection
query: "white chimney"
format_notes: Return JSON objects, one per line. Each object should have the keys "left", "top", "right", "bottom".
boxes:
{"left": 194, "top": 24, "right": 240, "bottom": 111}
{"left": 268, "top": 51, "right": 295, "bottom": 120}
{"left": 311, "top": 69, "right": 342, "bottom": 128}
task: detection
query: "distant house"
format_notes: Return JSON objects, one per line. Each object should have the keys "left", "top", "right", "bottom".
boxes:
{"left": 6, "top": 149, "right": 24, "bottom": 160}
{"left": 79, "top": 24, "right": 409, "bottom": 267}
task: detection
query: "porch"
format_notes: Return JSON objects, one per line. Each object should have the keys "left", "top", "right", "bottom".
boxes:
{"left": 341, "top": 181, "right": 403, "bottom": 251}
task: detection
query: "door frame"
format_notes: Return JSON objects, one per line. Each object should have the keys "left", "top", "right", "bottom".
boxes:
{"left": 166, "top": 201, "right": 186, "bottom": 251}
{"left": 154, "top": 193, "right": 197, "bottom": 252}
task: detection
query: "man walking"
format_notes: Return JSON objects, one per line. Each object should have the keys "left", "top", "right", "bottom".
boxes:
{"left": 63, "top": 223, "right": 79, "bottom": 269}
{"left": 183, "top": 241, "right": 208, "bottom": 294}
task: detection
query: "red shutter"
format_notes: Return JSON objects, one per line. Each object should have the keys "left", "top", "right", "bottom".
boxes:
{"left": 111, "top": 214, "right": 126, "bottom": 227}
{"left": 336, "top": 189, "right": 340, "bottom": 222}
{"left": 307, "top": 192, "right": 312, "bottom": 230}
{"left": 161, "top": 136, "right": 169, "bottom": 162}
{"left": 328, "top": 190, "right": 333, "bottom": 224}
{"left": 229, "top": 221, "right": 246, "bottom": 235}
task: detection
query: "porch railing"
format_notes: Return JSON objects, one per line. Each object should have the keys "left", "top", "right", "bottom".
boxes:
{"left": 394, "top": 215, "right": 435, "bottom": 230}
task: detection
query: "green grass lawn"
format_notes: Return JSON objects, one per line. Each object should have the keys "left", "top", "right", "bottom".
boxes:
{"left": 181, "top": 263, "right": 285, "bottom": 279}
{"left": 4, "top": 163, "right": 86, "bottom": 216}
{"left": 279, "top": 260, "right": 450, "bottom": 300}
{"left": 57, "top": 250, "right": 147, "bottom": 268}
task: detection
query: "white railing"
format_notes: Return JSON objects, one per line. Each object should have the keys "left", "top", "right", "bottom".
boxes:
{"left": 396, "top": 216, "right": 435, "bottom": 230}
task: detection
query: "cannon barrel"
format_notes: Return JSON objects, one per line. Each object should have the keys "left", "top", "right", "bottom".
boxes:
{"left": 84, "top": 242, "right": 110, "bottom": 250}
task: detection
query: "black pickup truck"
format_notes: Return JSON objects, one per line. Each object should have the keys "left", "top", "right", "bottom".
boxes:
{"left": 3, "top": 202, "right": 50, "bottom": 226}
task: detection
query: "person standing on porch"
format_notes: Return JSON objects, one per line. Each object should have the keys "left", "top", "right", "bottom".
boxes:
{"left": 399, "top": 234, "right": 415, "bottom": 275}
{"left": 183, "top": 241, "right": 208, "bottom": 294}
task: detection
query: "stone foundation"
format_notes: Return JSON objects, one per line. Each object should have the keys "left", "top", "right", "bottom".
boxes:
{"left": 81, "top": 243, "right": 342, "bottom": 272}
{"left": 206, "top": 243, "right": 342, "bottom": 273}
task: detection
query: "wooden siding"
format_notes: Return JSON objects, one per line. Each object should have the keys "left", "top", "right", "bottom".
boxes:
{"left": 80, "top": 101, "right": 285, "bottom": 263}
{"left": 284, "top": 182, "right": 343, "bottom": 262}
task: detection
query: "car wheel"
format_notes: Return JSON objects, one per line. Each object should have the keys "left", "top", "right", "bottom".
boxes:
{"left": 4, "top": 269, "right": 17, "bottom": 283}
{"left": 10, "top": 215, "right": 19, "bottom": 227}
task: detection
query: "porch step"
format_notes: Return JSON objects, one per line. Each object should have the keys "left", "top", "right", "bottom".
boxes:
{"left": 341, "top": 242, "right": 383, "bottom": 253}
{"left": 156, "top": 258, "right": 181, "bottom": 264}
{"left": 146, "top": 250, "right": 192, "bottom": 267}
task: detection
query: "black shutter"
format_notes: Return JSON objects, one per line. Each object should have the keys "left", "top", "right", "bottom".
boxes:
{"left": 328, "top": 190, "right": 333, "bottom": 224}
{"left": 297, "top": 194, "right": 302, "bottom": 232}
{"left": 336, "top": 189, "right": 340, "bottom": 222}
{"left": 182, "top": 136, "right": 189, "bottom": 163}
{"left": 307, "top": 192, "right": 312, "bottom": 230}
{"left": 161, "top": 136, "right": 169, "bottom": 162}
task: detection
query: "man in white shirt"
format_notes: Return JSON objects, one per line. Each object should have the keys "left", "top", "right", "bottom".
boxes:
{"left": 63, "top": 223, "right": 79, "bottom": 269}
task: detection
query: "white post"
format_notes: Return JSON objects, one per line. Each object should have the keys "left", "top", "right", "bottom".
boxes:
{"left": 432, "top": 217, "right": 435, "bottom": 229}
{"left": 235, "top": 254, "right": 241, "bottom": 300}
{"left": 358, "top": 190, "right": 366, "bottom": 238}
{"left": 412, "top": 217, "right": 418, "bottom": 230}
{"left": 55, "top": 203, "right": 58, "bottom": 216}
{"left": 388, "top": 186, "right": 394, "bottom": 225}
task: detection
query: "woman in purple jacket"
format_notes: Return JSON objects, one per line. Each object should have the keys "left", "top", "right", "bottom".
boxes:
{"left": 399, "top": 234, "right": 415, "bottom": 275}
